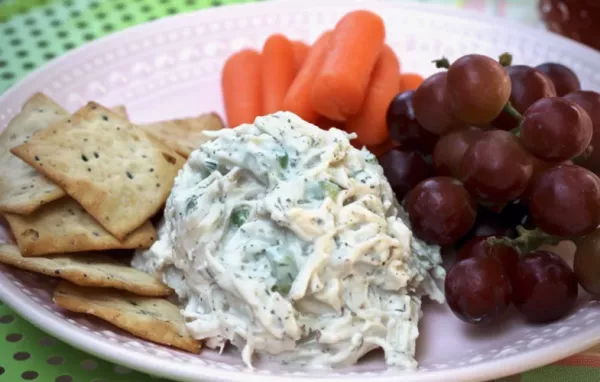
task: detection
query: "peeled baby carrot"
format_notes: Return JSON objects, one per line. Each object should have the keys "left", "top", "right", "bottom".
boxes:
{"left": 222, "top": 49, "right": 262, "bottom": 128}
{"left": 399, "top": 73, "right": 424, "bottom": 92}
{"left": 261, "top": 34, "right": 297, "bottom": 115}
{"left": 282, "top": 31, "right": 332, "bottom": 124}
{"left": 345, "top": 45, "right": 400, "bottom": 146}
{"left": 310, "top": 10, "right": 386, "bottom": 121}
{"left": 292, "top": 41, "right": 310, "bottom": 73}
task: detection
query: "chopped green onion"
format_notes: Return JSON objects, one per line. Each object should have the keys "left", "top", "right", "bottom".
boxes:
{"left": 205, "top": 161, "right": 217, "bottom": 171}
{"left": 277, "top": 151, "right": 289, "bottom": 169}
{"left": 319, "top": 180, "right": 340, "bottom": 200}
{"left": 230, "top": 205, "right": 250, "bottom": 227}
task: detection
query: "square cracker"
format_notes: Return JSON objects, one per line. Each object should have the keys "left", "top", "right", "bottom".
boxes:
{"left": 4, "top": 197, "right": 156, "bottom": 256}
{"left": 53, "top": 281, "right": 199, "bottom": 353}
{"left": 11, "top": 102, "right": 185, "bottom": 240}
{"left": 0, "top": 243, "right": 171, "bottom": 296}
{"left": 138, "top": 113, "right": 224, "bottom": 158}
{"left": 0, "top": 93, "right": 68, "bottom": 214}
{"left": 110, "top": 105, "right": 128, "bottom": 119}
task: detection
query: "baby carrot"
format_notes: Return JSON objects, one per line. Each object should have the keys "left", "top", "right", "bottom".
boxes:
{"left": 292, "top": 41, "right": 310, "bottom": 73}
{"left": 221, "top": 49, "right": 262, "bottom": 128}
{"left": 399, "top": 73, "right": 424, "bottom": 92}
{"left": 345, "top": 45, "right": 400, "bottom": 146}
{"left": 310, "top": 10, "right": 386, "bottom": 121}
{"left": 261, "top": 34, "right": 296, "bottom": 115}
{"left": 282, "top": 31, "right": 332, "bottom": 124}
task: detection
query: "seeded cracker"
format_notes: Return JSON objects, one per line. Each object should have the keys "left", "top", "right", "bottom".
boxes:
{"left": 4, "top": 198, "right": 156, "bottom": 256}
{"left": 0, "top": 93, "right": 68, "bottom": 214}
{"left": 53, "top": 281, "right": 199, "bottom": 353}
{"left": 110, "top": 105, "right": 128, "bottom": 119}
{"left": 11, "top": 102, "right": 185, "bottom": 240}
{"left": 0, "top": 244, "right": 171, "bottom": 296}
{"left": 138, "top": 113, "right": 224, "bottom": 158}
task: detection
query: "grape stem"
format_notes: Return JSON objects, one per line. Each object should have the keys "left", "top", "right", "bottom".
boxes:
{"left": 498, "top": 53, "right": 513, "bottom": 67}
{"left": 487, "top": 226, "right": 563, "bottom": 254}
{"left": 504, "top": 101, "right": 523, "bottom": 122}
{"left": 432, "top": 57, "right": 451, "bottom": 69}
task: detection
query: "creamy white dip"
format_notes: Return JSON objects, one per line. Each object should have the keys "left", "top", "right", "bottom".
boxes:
{"left": 133, "top": 112, "right": 445, "bottom": 369}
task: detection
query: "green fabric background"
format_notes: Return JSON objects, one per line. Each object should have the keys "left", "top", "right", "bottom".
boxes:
{"left": 0, "top": 0, "right": 596, "bottom": 381}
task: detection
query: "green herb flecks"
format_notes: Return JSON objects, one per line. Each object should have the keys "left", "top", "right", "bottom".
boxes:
{"left": 185, "top": 196, "right": 198, "bottom": 215}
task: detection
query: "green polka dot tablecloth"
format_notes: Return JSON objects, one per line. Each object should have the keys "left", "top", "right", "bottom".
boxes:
{"left": 0, "top": 0, "right": 259, "bottom": 93}
{"left": 0, "top": 1, "right": 598, "bottom": 382}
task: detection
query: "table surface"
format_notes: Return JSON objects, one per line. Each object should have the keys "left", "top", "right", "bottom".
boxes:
{"left": 0, "top": 0, "right": 599, "bottom": 381}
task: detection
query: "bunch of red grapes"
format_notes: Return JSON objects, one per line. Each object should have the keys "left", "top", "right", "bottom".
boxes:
{"left": 381, "top": 54, "right": 600, "bottom": 325}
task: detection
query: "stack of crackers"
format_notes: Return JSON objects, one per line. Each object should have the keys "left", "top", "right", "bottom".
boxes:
{"left": 0, "top": 93, "right": 224, "bottom": 353}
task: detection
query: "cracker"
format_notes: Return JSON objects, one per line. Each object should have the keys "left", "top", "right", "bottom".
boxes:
{"left": 4, "top": 198, "right": 156, "bottom": 256}
{"left": 11, "top": 102, "right": 185, "bottom": 240}
{"left": 0, "top": 244, "right": 171, "bottom": 296}
{"left": 110, "top": 105, "right": 128, "bottom": 119}
{"left": 53, "top": 281, "right": 199, "bottom": 353}
{"left": 0, "top": 93, "right": 67, "bottom": 214}
{"left": 139, "top": 113, "right": 224, "bottom": 157}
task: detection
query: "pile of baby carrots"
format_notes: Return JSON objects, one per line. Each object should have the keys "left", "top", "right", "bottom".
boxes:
{"left": 221, "top": 10, "right": 423, "bottom": 149}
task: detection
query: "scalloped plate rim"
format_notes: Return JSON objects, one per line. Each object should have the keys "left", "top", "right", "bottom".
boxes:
{"left": 1, "top": 1, "right": 600, "bottom": 381}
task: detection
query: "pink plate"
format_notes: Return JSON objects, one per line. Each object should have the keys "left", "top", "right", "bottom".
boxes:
{"left": 1, "top": 1, "right": 600, "bottom": 381}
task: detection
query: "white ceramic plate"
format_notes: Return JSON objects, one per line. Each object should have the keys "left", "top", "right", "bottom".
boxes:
{"left": 1, "top": 1, "right": 600, "bottom": 381}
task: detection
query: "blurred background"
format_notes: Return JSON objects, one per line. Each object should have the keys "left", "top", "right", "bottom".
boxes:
{"left": 0, "top": 1, "right": 599, "bottom": 382}
{"left": 2, "top": 0, "right": 598, "bottom": 93}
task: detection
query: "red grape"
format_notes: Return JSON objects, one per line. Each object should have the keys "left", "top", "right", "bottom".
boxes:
{"left": 386, "top": 91, "right": 438, "bottom": 154}
{"left": 520, "top": 97, "right": 592, "bottom": 161}
{"left": 457, "top": 236, "right": 519, "bottom": 276}
{"left": 535, "top": 62, "right": 581, "bottom": 97}
{"left": 530, "top": 164, "right": 600, "bottom": 237}
{"left": 406, "top": 177, "right": 477, "bottom": 245}
{"left": 413, "top": 72, "right": 463, "bottom": 135}
{"left": 521, "top": 156, "right": 572, "bottom": 204}
{"left": 447, "top": 54, "right": 512, "bottom": 124}
{"left": 512, "top": 250, "right": 578, "bottom": 323}
{"left": 563, "top": 91, "right": 600, "bottom": 173}
{"left": 378, "top": 148, "right": 434, "bottom": 200}
{"left": 461, "top": 130, "right": 533, "bottom": 204}
{"left": 432, "top": 126, "right": 483, "bottom": 179}
{"left": 574, "top": 228, "right": 600, "bottom": 297}
{"left": 492, "top": 65, "right": 556, "bottom": 131}
{"left": 445, "top": 256, "right": 512, "bottom": 324}
{"left": 506, "top": 65, "right": 557, "bottom": 112}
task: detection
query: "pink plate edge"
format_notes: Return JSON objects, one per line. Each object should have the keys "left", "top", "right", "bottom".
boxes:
{"left": 0, "top": 1, "right": 600, "bottom": 381}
